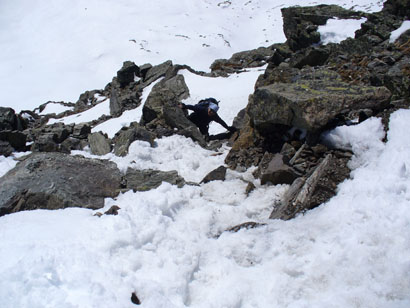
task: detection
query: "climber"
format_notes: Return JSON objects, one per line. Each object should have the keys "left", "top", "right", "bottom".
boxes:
{"left": 178, "top": 98, "right": 236, "bottom": 140}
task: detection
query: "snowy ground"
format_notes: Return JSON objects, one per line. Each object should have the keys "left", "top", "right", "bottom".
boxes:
{"left": 1, "top": 0, "right": 387, "bottom": 112}
{"left": 2, "top": 0, "right": 410, "bottom": 307}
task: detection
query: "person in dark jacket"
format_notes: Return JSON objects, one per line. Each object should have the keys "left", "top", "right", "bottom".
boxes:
{"left": 179, "top": 101, "right": 236, "bottom": 139}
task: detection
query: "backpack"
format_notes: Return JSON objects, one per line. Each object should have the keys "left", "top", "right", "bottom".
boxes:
{"left": 196, "top": 97, "right": 219, "bottom": 108}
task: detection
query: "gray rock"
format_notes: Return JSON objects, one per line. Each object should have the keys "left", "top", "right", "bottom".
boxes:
{"left": 142, "top": 74, "right": 190, "bottom": 124}
{"left": 143, "top": 60, "right": 173, "bottom": 86}
{"left": 0, "top": 107, "right": 25, "bottom": 131}
{"left": 0, "top": 152, "right": 122, "bottom": 216}
{"left": 0, "top": 131, "right": 27, "bottom": 151}
{"left": 117, "top": 61, "right": 140, "bottom": 88}
{"left": 110, "top": 86, "right": 122, "bottom": 117}
{"left": 259, "top": 153, "right": 299, "bottom": 185}
{"left": 72, "top": 124, "right": 91, "bottom": 139}
{"left": 113, "top": 124, "right": 155, "bottom": 157}
{"left": 0, "top": 140, "right": 14, "bottom": 157}
{"left": 200, "top": 166, "right": 227, "bottom": 184}
{"left": 31, "top": 133, "right": 59, "bottom": 152}
{"left": 248, "top": 75, "right": 391, "bottom": 134}
{"left": 124, "top": 168, "right": 185, "bottom": 191}
{"left": 88, "top": 132, "right": 112, "bottom": 155}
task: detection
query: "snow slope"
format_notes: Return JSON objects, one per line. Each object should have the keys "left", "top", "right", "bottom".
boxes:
{"left": 0, "top": 0, "right": 385, "bottom": 112}
{"left": 2, "top": 0, "right": 410, "bottom": 307}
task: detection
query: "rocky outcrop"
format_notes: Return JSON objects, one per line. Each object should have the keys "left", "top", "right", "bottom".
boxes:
{"left": 248, "top": 69, "right": 391, "bottom": 138}
{"left": 200, "top": 166, "right": 227, "bottom": 184}
{"left": 281, "top": 5, "right": 365, "bottom": 51}
{"left": 124, "top": 168, "right": 185, "bottom": 191}
{"left": 0, "top": 152, "right": 123, "bottom": 216}
{"left": 88, "top": 132, "right": 112, "bottom": 155}
{"left": 142, "top": 74, "right": 190, "bottom": 124}
{"left": 113, "top": 123, "right": 155, "bottom": 156}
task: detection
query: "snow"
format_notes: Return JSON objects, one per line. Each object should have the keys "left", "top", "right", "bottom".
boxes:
{"left": 390, "top": 20, "right": 410, "bottom": 43}
{"left": 0, "top": 0, "right": 385, "bottom": 113}
{"left": 2, "top": 0, "right": 410, "bottom": 307}
{"left": 318, "top": 17, "right": 368, "bottom": 44}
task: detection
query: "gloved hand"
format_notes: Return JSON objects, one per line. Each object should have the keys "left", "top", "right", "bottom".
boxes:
{"left": 178, "top": 103, "right": 186, "bottom": 109}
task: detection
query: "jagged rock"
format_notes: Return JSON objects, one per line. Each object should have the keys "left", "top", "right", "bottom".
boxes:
{"left": 104, "top": 205, "right": 121, "bottom": 216}
{"left": 290, "top": 46, "right": 330, "bottom": 69}
{"left": 281, "top": 5, "right": 364, "bottom": 51}
{"left": 117, "top": 61, "right": 140, "bottom": 88}
{"left": 270, "top": 153, "right": 350, "bottom": 220}
{"left": 88, "top": 132, "right": 112, "bottom": 155}
{"left": 109, "top": 86, "right": 122, "bottom": 117}
{"left": 143, "top": 60, "right": 173, "bottom": 86}
{"left": 200, "top": 166, "right": 227, "bottom": 184}
{"left": 210, "top": 46, "right": 275, "bottom": 74}
{"left": 0, "top": 140, "right": 13, "bottom": 157}
{"left": 161, "top": 104, "right": 207, "bottom": 147}
{"left": 73, "top": 91, "right": 105, "bottom": 114}
{"left": 226, "top": 222, "right": 266, "bottom": 233}
{"left": 245, "top": 182, "right": 256, "bottom": 196}
{"left": 131, "top": 292, "right": 141, "bottom": 305}
{"left": 60, "top": 137, "right": 87, "bottom": 153}
{"left": 383, "top": 0, "right": 410, "bottom": 16}
{"left": 142, "top": 74, "right": 190, "bottom": 124}
{"left": 113, "top": 123, "right": 155, "bottom": 157}
{"left": 258, "top": 153, "right": 299, "bottom": 185}
{"left": 0, "top": 107, "right": 26, "bottom": 131}
{"left": 31, "top": 133, "right": 59, "bottom": 152}
{"left": 0, "top": 152, "right": 122, "bottom": 216}
{"left": 124, "top": 168, "right": 185, "bottom": 191}
{"left": 248, "top": 73, "right": 391, "bottom": 136}
{"left": 72, "top": 123, "right": 91, "bottom": 139}
{"left": 0, "top": 131, "right": 27, "bottom": 152}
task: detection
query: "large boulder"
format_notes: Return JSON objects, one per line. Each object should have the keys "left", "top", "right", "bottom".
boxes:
{"left": 142, "top": 74, "right": 190, "bottom": 124}
{"left": 117, "top": 61, "right": 140, "bottom": 88}
{"left": 0, "top": 107, "right": 26, "bottom": 131}
{"left": 88, "top": 132, "right": 112, "bottom": 155}
{"left": 247, "top": 72, "right": 391, "bottom": 136}
{"left": 0, "top": 152, "right": 122, "bottom": 216}
{"left": 281, "top": 5, "right": 364, "bottom": 51}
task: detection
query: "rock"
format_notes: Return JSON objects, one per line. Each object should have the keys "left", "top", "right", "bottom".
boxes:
{"left": 60, "top": 137, "right": 87, "bottom": 153}
{"left": 31, "top": 133, "right": 59, "bottom": 152}
{"left": 0, "top": 131, "right": 27, "bottom": 151}
{"left": 0, "top": 152, "right": 122, "bottom": 216}
{"left": 109, "top": 86, "right": 123, "bottom": 117}
{"left": 72, "top": 124, "right": 91, "bottom": 139}
{"left": 0, "top": 140, "right": 14, "bottom": 157}
{"left": 104, "top": 205, "right": 121, "bottom": 215}
{"left": 227, "top": 221, "right": 266, "bottom": 233}
{"left": 131, "top": 292, "right": 141, "bottom": 305}
{"left": 210, "top": 46, "right": 275, "bottom": 74}
{"left": 161, "top": 104, "right": 208, "bottom": 147}
{"left": 142, "top": 74, "right": 190, "bottom": 124}
{"left": 383, "top": 0, "right": 410, "bottom": 17}
{"left": 124, "top": 168, "right": 185, "bottom": 191}
{"left": 248, "top": 75, "right": 391, "bottom": 135}
{"left": 281, "top": 5, "right": 364, "bottom": 51}
{"left": 88, "top": 132, "right": 112, "bottom": 155}
{"left": 270, "top": 153, "right": 350, "bottom": 220}
{"left": 143, "top": 60, "right": 173, "bottom": 86}
{"left": 117, "top": 61, "right": 140, "bottom": 88}
{"left": 290, "top": 46, "right": 330, "bottom": 69}
{"left": 0, "top": 107, "right": 26, "bottom": 131}
{"left": 245, "top": 182, "right": 256, "bottom": 196}
{"left": 113, "top": 123, "right": 155, "bottom": 157}
{"left": 257, "top": 153, "right": 299, "bottom": 185}
{"left": 200, "top": 166, "right": 227, "bottom": 184}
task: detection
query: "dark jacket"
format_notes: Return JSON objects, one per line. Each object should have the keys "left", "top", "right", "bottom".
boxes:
{"left": 184, "top": 104, "right": 229, "bottom": 136}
